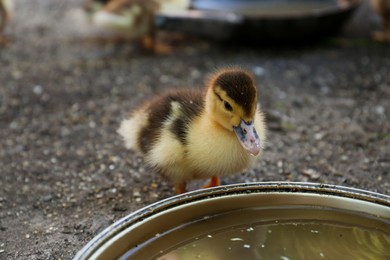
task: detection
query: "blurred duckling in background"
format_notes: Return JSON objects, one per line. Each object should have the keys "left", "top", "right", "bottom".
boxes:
{"left": 0, "top": 0, "right": 13, "bottom": 44}
{"left": 118, "top": 68, "right": 266, "bottom": 194}
{"left": 371, "top": 0, "right": 390, "bottom": 42}
{"left": 84, "top": 0, "right": 190, "bottom": 52}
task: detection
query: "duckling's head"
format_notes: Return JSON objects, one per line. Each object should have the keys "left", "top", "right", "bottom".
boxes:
{"left": 205, "top": 68, "right": 262, "bottom": 156}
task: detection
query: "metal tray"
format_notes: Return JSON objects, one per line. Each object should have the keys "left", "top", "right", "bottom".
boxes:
{"left": 155, "top": 0, "right": 361, "bottom": 42}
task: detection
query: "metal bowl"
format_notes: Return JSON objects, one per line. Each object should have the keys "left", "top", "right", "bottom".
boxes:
{"left": 155, "top": 0, "right": 362, "bottom": 42}
{"left": 74, "top": 182, "right": 390, "bottom": 259}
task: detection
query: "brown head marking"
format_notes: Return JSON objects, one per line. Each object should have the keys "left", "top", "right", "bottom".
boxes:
{"left": 211, "top": 68, "right": 257, "bottom": 117}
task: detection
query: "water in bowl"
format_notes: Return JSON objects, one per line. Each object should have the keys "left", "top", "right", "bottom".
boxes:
{"left": 121, "top": 206, "right": 390, "bottom": 259}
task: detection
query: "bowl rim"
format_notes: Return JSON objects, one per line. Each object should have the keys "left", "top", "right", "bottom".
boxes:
{"left": 74, "top": 182, "right": 390, "bottom": 259}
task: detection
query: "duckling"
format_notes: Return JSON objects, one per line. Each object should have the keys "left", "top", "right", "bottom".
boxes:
{"left": 84, "top": 0, "right": 190, "bottom": 52}
{"left": 371, "top": 0, "right": 390, "bottom": 42}
{"left": 118, "top": 68, "right": 266, "bottom": 194}
{"left": 0, "top": 0, "right": 12, "bottom": 45}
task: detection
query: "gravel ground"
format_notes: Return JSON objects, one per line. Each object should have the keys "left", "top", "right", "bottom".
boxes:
{"left": 0, "top": 0, "right": 389, "bottom": 259}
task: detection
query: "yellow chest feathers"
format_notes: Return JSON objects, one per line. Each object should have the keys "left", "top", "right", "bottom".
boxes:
{"left": 145, "top": 107, "right": 256, "bottom": 182}
{"left": 187, "top": 115, "right": 255, "bottom": 176}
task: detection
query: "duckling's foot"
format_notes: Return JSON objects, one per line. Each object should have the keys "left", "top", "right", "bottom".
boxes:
{"left": 202, "top": 177, "right": 220, "bottom": 189}
{"left": 152, "top": 43, "right": 172, "bottom": 55}
{"left": 140, "top": 36, "right": 172, "bottom": 54}
{"left": 0, "top": 35, "right": 8, "bottom": 46}
{"left": 175, "top": 182, "right": 187, "bottom": 194}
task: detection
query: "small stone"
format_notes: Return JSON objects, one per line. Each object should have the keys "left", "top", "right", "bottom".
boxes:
{"left": 314, "top": 132, "right": 326, "bottom": 140}
{"left": 302, "top": 169, "right": 321, "bottom": 179}
{"left": 375, "top": 106, "right": 385, "bottom": 116}
{"left": 113, "top": 204, "right": 127, "bottom": 212}
{"left": 12, "top": 69, "right": 23, "bottom": 80}
{"left": 253, "top": 66, "right": 265, "bottom": 76}
{"left": 41, "top": 194, "right": 53, "bottom": 202}
{"left": 33, "top": 85, "right": 43, "bottom": 95}
{"left": 277, "top": 161, "right": 283, "bottom": 168}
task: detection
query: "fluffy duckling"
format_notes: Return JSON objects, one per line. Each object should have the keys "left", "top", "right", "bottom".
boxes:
{"left": 84, "top": 0, "right": 190, "bottom": 51}
{"left": 118, "top": 68, "right": 266, "bottom": 194}
{"left": 0, "top": 0, "right": 12, "bottom": 44}
{"left": 371, "top": 0, "right": 390, "bottom": 42}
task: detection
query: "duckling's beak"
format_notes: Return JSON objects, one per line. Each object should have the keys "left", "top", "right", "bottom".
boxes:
{"left": 233, "top": 119, "right": 261, "bottom": 156}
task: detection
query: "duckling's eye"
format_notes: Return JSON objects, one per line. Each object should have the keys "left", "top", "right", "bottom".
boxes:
{"left": 224, "top": 101, "right": 233, "bottom": 112}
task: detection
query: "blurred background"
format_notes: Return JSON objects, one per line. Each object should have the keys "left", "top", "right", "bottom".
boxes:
{"left": 0, "top": 0, "right": 389, "bottom": 259}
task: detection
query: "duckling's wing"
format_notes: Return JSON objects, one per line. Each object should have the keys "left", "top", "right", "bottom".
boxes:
{"left": 118, "top": 89, "right": 204, "bottom": 155}
{"left": 138, "top": 89, "right": 204, "bottom": 154}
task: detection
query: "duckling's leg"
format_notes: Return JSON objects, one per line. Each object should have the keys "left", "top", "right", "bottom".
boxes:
{"left": 140, "top": 35, "right": 154, "bottom": 51}
{"left": 140, "top": 12, "right": 172, "bottom": 54}
{"left": 175, "top": 182, "right": 187, "bottom": 194}
{"left": 202, "top": 177, "right": 220, "bottom": 189}
{"left": 0, "top": 35, "right": 7, "bottom": 46}
{"left": 140, "top": 32, "right": 172, "bottom": 54}
{"left": 0, "top": 0, "right": 7, "bottom": 45}
{"left": 373, "top": 31, "right": 388, "bottom": 42}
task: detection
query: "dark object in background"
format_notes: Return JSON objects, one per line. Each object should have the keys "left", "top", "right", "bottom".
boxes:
{"left": 156, "top": 0, "right": 362, "bottom": 43}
